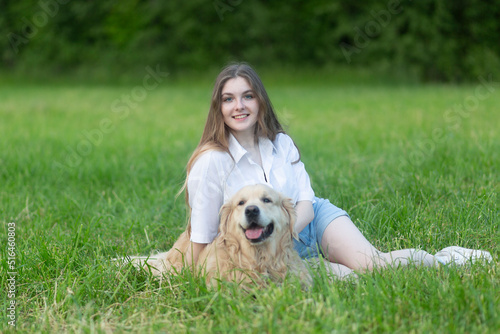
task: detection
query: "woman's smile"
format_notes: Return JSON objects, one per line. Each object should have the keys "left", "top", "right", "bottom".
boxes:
{"left": 233, "top": 114, "right": 250, "bottom": 120}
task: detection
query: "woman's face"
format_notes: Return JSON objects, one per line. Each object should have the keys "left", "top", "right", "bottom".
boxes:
{"left": 220, "top": 76, "right": 259, "bottom": 139}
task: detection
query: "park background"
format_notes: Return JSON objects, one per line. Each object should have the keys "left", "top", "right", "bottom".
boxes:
{"left": 1, "top": 0, "right": 499, "bottom": 333}
{"left": 2, "top": 0, "right": 500, "bottom": 82}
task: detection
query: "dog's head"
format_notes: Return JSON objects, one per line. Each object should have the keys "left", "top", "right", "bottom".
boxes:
{"left": 219, "top": 184, "right": 297, "bottom": 245}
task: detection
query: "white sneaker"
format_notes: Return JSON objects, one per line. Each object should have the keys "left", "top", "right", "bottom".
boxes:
{"left": 434, "top": 246, "right": 493, "bottom": 265}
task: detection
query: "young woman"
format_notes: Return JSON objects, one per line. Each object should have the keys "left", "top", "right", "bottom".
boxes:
{"left": 181, "top": 63, "right": 491, "bottom": 278}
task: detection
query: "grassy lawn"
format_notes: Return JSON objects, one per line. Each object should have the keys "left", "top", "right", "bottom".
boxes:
{"left": 0, "top": 73, "right": 498, "bottom": 333}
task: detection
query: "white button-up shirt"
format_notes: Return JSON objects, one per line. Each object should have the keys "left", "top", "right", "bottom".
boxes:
{"left": 188, "top": 133, "right": 315, "bottom": 243}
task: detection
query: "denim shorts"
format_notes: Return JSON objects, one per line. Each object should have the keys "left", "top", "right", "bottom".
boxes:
{"left": 293, "top": 197, "right": 349, "bottom": 259}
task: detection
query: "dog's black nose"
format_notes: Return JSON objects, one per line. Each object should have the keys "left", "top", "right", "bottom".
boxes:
{"left": 245, "top": 205, "right": 260, "bottom": 218}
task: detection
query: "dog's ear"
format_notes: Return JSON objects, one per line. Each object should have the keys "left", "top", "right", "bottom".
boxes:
{"left": 218, "top": 202, "right": 232, "bottom": 236}
{"left": 281, "top": 197, "right": 298, "bottom": 240}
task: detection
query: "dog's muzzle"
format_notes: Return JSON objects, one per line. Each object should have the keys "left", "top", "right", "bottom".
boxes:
{"left": 242, "top": 205, "right": 274, "bottom": 243}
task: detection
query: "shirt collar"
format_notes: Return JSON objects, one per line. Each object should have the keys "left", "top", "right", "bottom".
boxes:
{"left": 228, "top": 133, "right": 277, "bottom": 163}
{"left": 228, "top": 133, "right": 247, "bottom": 163}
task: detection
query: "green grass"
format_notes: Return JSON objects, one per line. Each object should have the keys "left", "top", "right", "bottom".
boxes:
{"left": 0, "top": 73, "right": 499, "bottom": 333}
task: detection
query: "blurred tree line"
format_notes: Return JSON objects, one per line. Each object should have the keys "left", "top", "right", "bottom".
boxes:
{"left": 2, "top": 0, "right": 499, "bottom": 82}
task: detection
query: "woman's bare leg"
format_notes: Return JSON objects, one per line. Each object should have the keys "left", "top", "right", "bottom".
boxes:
{"left": 303, "top": 257, "right": 357, "bottom": 280}
{"left": 320, "top": 216, "right": 438, "bottom": 272}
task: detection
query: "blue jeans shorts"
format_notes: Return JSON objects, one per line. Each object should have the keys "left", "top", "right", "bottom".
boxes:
{"left": 293, "top": 197, "right": 350, "bottom": 259}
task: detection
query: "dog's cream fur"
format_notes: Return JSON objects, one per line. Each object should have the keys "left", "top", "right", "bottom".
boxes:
{"left": 125, "top": 184, "right": 312, "bottom": 288}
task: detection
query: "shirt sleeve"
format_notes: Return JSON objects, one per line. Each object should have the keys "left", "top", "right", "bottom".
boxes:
{"left": 282, "top": 134, "right": 315, "bottom": 202}
{"left": 187, "top": 151, "right": 224, "bottom": 243}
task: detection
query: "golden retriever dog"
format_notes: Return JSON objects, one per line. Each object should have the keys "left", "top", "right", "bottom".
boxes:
{"left": 123, "top": 184, "right": 312, "bottom": 288}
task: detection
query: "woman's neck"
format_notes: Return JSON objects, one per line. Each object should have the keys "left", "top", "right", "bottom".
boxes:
{"left": 233, "top": 132, "right": 258, "bottom": 151}
{"left": 232, "top": 132, "right": 262, "bottom": 166}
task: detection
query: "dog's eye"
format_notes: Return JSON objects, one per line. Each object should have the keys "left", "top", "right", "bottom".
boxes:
{"left": 262, "top": 197, "right": 272, "bottom": 203}
{"left": 238, "top": 200, "right": 245, "bottom": 206}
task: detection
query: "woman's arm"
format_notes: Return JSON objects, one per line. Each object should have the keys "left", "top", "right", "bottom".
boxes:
{"left": 294, "top": 200, "right": 315, "bottom": 234}
{"left": 188, "top": 151, "right": 224, "bottom": 244}
{"left": 279, "top": 135, "right": 315, "bottom": 233}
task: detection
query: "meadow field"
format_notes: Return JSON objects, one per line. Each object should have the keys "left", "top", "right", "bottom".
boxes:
{"left": 0, "top": 72, "right": 498, "bottom": 333}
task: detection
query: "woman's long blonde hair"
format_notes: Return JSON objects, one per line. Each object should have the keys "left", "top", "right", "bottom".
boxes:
{"left": 180, "top": 63, "right": 293, "bottom": 232}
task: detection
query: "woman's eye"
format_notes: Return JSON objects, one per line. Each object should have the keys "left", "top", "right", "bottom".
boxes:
{"left": 223, "top": 97, "right": 233, "bottom": 102}
{"left": 244, "top": 94, "right": 254, "bottom": 100}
